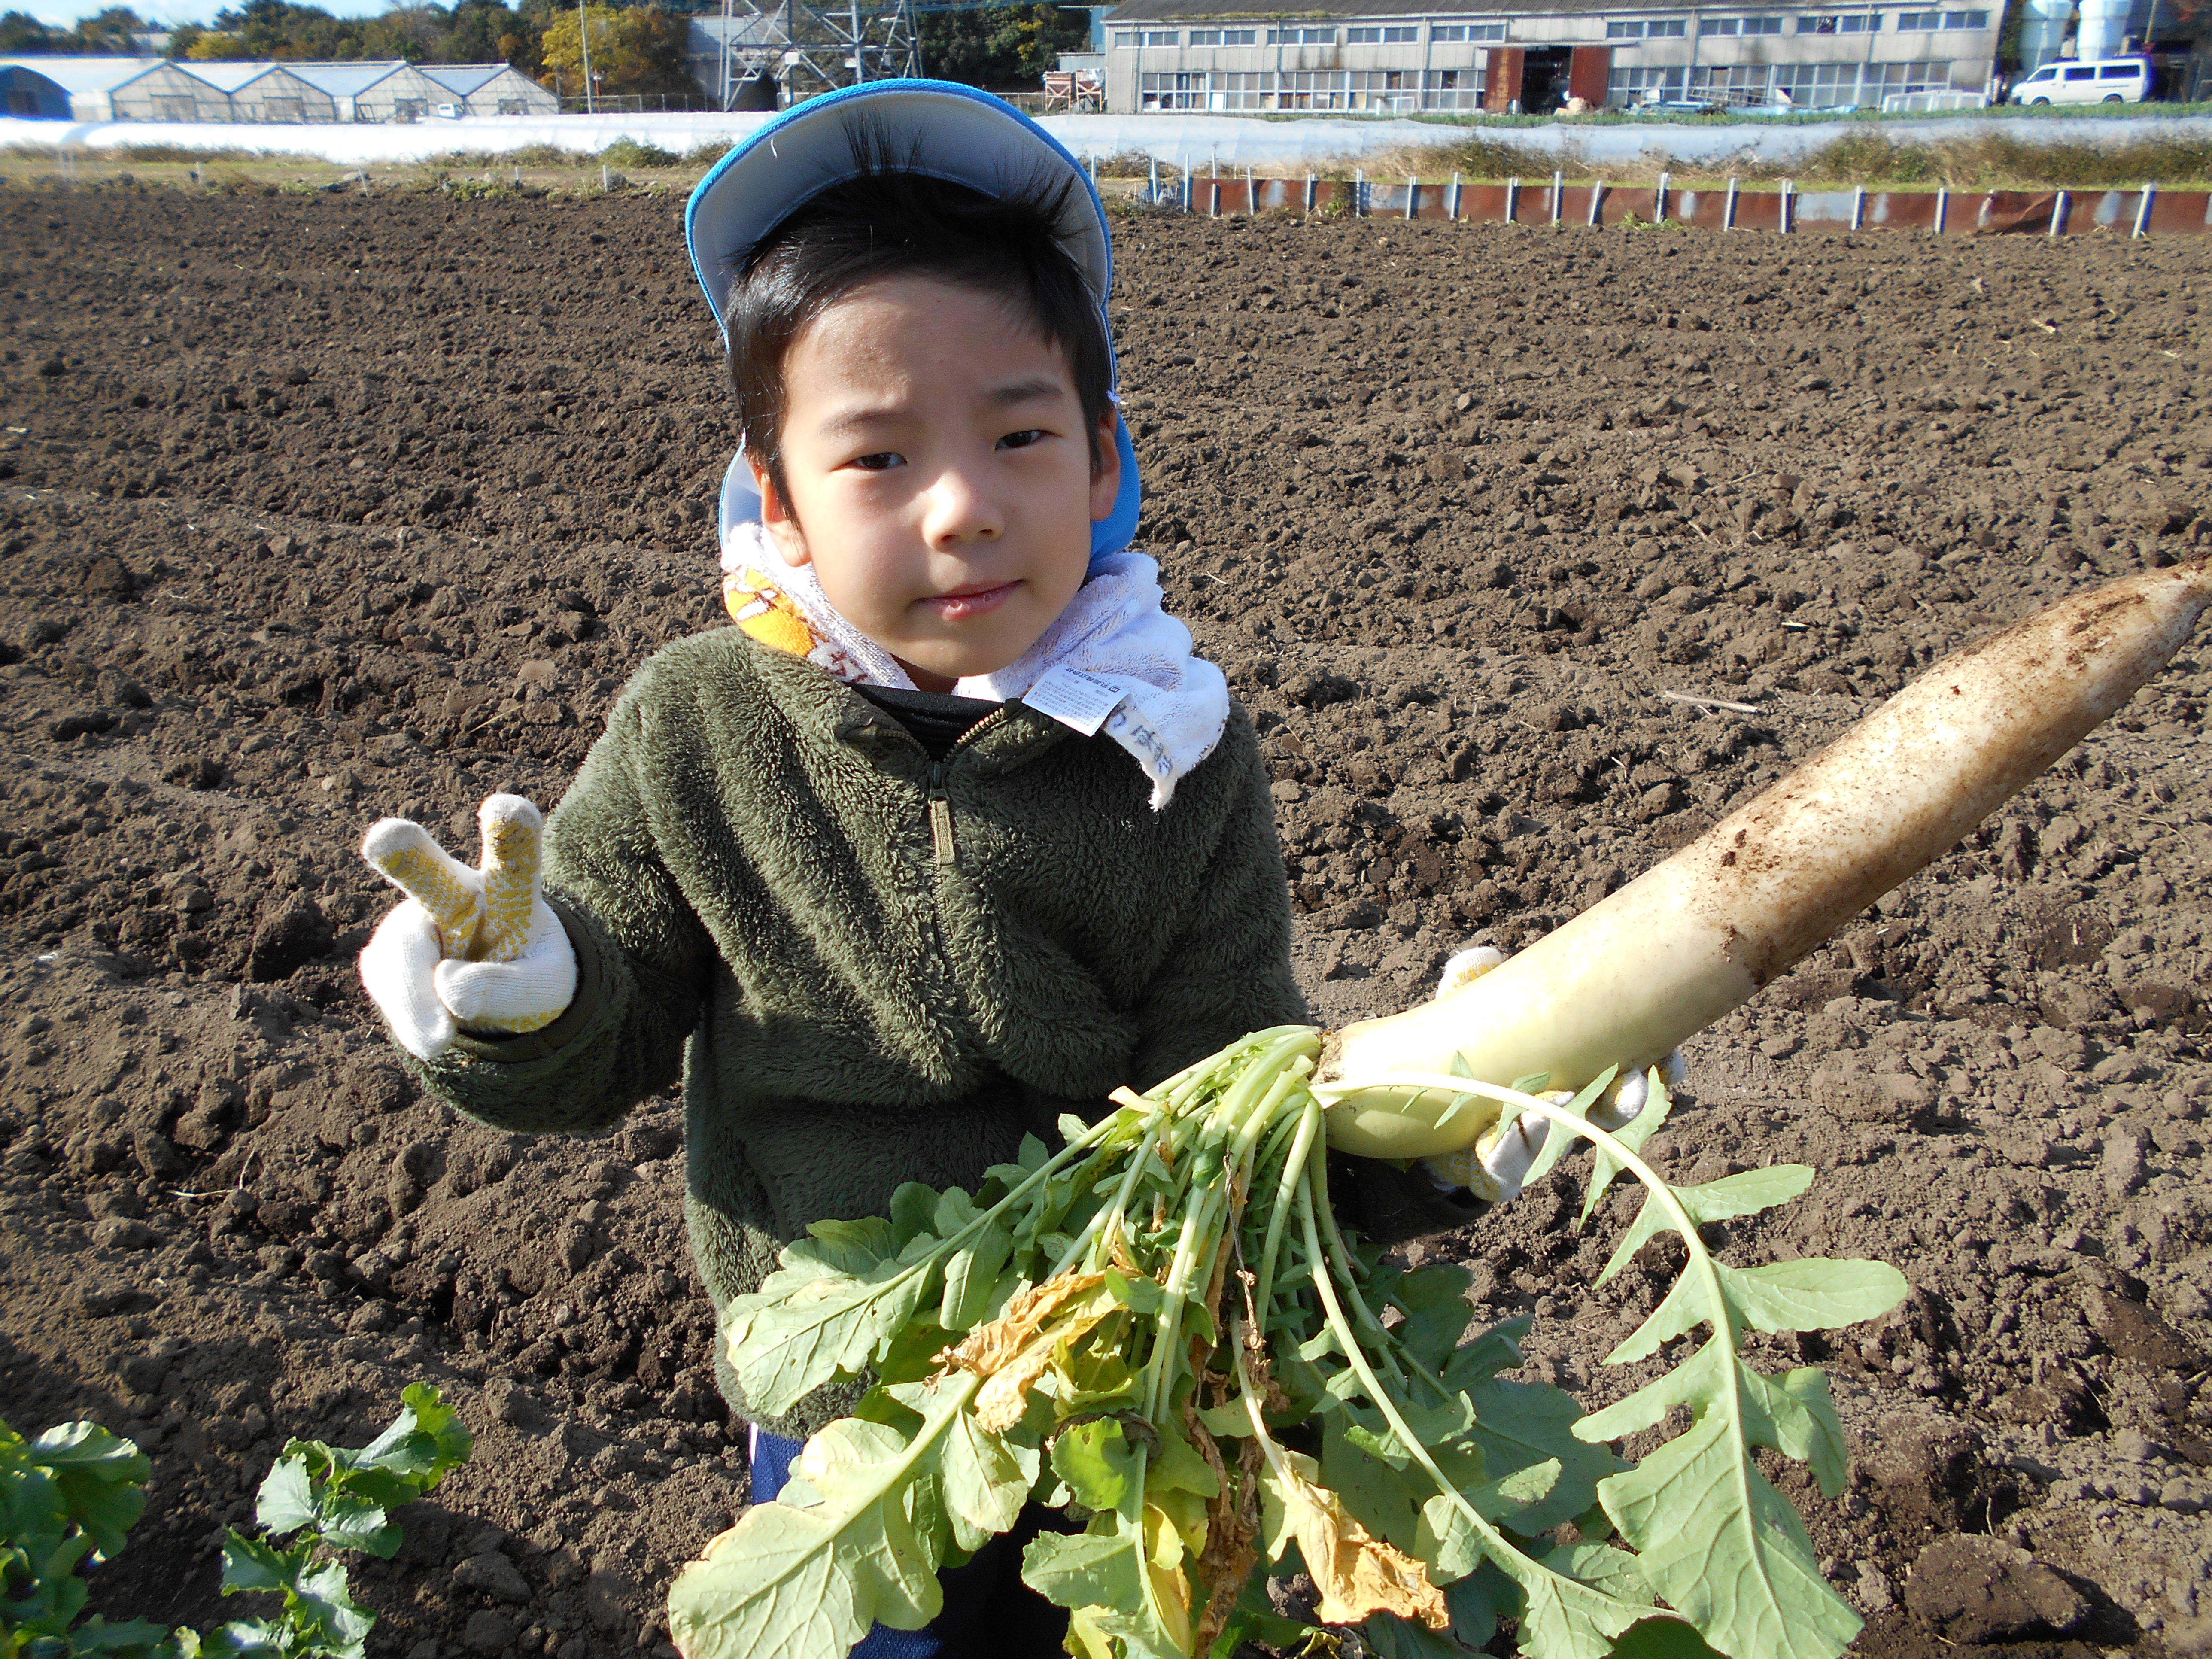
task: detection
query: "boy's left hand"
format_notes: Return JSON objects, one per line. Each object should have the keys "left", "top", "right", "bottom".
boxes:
{"left": 1419, "top": 945, "right": 1685, "bottom": 1203}
{"left": 357, "top": 794, "right": 577, "bottom": 1060}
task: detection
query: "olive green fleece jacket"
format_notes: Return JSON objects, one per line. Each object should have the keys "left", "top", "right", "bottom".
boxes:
{"left": 406, "top": 626, "right": 1309, "bottom": 1437}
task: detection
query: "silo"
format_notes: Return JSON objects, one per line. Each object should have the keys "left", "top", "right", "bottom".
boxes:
{"left": 2075, "top": 0, "right": 2129, "bottom": 56}
{"left": 2017, "top": 0, "right": 2075, "bottom": 69}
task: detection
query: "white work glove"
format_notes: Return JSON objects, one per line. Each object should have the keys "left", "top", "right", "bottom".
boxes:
{"left": 357, "top": 793, "right": 577, "bottom": 1062}
{"left": 1419, "top": 945, "right": 1685, "bottom": 1202}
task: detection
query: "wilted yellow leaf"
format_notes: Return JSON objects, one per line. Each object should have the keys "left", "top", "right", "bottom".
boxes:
{"left": 937, "top": 1270, "right": 1106, "bottom": 1378}
{"left": 947, "top": 1277, "right": 1118, "bottom": 1434}
{"left": 1261, "top": 1449, "right": 1449, "bottom": 1631}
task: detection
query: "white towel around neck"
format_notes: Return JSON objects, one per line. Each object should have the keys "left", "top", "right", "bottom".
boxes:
{"left": 719, "top": 519, "right": 1229, "bottom": 811}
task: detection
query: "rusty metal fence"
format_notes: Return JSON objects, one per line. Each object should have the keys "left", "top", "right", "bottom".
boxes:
{"left": 1142, "top": 170, "right": 2207, "bottom": 237}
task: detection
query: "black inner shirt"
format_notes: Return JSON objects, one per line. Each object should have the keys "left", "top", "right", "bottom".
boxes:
{"left": 857, "top": 684, "right": 1001, "bottom": 762}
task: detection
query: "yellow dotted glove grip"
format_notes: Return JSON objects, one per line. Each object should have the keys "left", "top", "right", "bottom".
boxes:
{"left": 474, "top": 795, "right": 542, "bottom": 965}
{"left": 362, "top": 820, "right": 483, "bottom": 957}
{"left": 1419, "top": 1126, "right": 1511, "bottom": 1204}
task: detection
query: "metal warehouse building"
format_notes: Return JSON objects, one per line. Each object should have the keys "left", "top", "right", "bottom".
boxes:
{"left": 1098, "top": 0, "right": 2007, "bottom": 112}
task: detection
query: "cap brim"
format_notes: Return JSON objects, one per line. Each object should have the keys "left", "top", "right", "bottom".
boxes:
{"left": 685, "top": 79, "right": 1112, "bottom": 328}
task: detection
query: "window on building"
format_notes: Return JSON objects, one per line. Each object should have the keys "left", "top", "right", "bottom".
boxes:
{"left": 1433, "top": 21, "right": 1507, "bottom": 37}
{"left": 1607, "top": 64, "right": 1686, "bottom": 102}
{"left": 1700, "top": 14, "right": 1777, "bottom": 31}
{"left": 1608, "top": 19, "right": 1647, "bottom": 36}
{"left": 1112, "top": 29, "right": 1134, "bottom": 45}
{"left": 1346, "top": 25, "right": 1414, "bottom": 42}
{"left": 1651, "top": 18, "right": 1686, "bottom": 32}
{"left": 1425, "top": 67, "right": 1481, "bottom": 103}
{"left": 1862, "top": 57, "right": 1951, "bottom": 91}
{"left": 1800, "top": 10, "right": 1881, "bottom": 27}
{"left": 1945, "top": 9, "right": 1989, "bottom": 22}
{"left": 1188, "top": 27, "right": 1259, "bottom": 44}
{"left": 1267, "top": 25, "right": 1338, "bottom": 42}
{"left": 1771, "top": 58, "right": 1864, "bottom": 102}
{"left": 1700, "top": 15, "right": 1737, "bottom": 30}
{"left": 1690, "top": 61, "right": 1777, "bottom": 98}
{"left": 1141, "top": 29, "right": 1180, "bottom": 44}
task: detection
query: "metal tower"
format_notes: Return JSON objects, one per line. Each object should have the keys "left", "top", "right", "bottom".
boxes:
{"left": 711, "top": 0, "right": 924, "bottom": 109}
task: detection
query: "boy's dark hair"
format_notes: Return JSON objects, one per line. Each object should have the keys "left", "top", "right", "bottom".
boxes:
{"left": 724, "top": 150, "right": 1114, "bottom": 509}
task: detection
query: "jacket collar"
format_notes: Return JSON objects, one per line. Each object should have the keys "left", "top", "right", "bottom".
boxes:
{"left": 737, "top": 629, "right": 1073, "bottom": 776}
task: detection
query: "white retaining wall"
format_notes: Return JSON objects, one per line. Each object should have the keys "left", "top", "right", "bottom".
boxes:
{"left": 5, "top": 109, "right": 2211, "bottom": 170}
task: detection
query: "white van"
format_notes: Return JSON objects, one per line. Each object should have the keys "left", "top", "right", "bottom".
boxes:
{"left": 2009, "top": 56, "right": 2151, "bottom": 103}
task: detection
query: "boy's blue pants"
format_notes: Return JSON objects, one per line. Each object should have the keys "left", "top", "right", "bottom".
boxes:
{"left": 748, "top": 1428, "right": 1070, "bottom": 1659}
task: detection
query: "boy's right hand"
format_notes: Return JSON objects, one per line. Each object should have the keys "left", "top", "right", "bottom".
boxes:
{"left": 357, "top": 794, "right": 577, "bottom": 1061}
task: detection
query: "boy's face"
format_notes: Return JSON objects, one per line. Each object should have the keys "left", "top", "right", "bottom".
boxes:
{"left": 751, "top": 276, "right": 1120, "bottom": 693}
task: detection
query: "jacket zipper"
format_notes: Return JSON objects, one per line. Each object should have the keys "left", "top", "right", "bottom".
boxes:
{"left": 924, "top": 708, "right": 1009, "bottom": 870}
{"left": 928, "top": 765, "right": 955, "bottom": 866}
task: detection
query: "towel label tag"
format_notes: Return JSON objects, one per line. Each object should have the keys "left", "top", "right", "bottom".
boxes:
{"left": 1024, "top": 665, "right": 1126, "bottom": 736}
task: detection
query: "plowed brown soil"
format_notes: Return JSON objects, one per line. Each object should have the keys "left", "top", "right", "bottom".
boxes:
{"left": 0, "top": 185, "right": 2207, "bottom": 1659}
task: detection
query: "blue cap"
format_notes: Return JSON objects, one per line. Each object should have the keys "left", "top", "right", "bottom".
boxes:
{"left": 686, "top": 79, "right": 1139, "bottom": 568}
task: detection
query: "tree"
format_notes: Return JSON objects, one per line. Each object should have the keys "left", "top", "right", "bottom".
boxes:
{"left": 73, "top": 4, "right": 147, "bottom": 49}
{"left": 0, "top": 9, "right": 64, "bottom": 51}
{"left": 918, "top": 3, "right": 1088, "bottom": 88}
{"left": 538, "top": 3, "right": 689, "bottom": 97}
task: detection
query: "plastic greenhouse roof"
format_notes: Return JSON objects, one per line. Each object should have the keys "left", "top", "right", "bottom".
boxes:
{"left": 284, "top": 61, "right": 411, "bottom": 97}
{"left": 181, "top": 61, "right": 283, "bottom": 91}
{"left": 0, "top": 55, "right": 162, "bottom": 93}
{"left": 419, "top": 64, "right": 505, "bottom": 95}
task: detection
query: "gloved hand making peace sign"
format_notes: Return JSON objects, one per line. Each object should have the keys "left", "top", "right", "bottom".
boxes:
{"left": 357, "top": 794, "right": 577, "bottom": 1061}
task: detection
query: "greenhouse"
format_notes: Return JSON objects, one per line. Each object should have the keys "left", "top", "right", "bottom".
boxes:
{"left": 420, "top": 63, "right": 557, "bottom": 115}
{"left": 0, "top": 55, "right": 162, "bottom": 119}
{"left": 181, "top": 60, "right": 340, "bottom": 122}
{"left": 106, "top": 58, "right": 236, "bottom": 123}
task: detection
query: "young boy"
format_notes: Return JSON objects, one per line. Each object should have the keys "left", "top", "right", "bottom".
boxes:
{"left": 356, "top": 81, "right": 1537, "bottom": 1653}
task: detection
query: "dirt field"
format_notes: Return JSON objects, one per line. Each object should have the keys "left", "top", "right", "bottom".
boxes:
{"left": 1, "top": 185, "right": 2207, "bottom": 1659}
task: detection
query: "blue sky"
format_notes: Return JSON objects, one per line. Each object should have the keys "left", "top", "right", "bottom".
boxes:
{"left": 27, "top": 0, "right": 397, "bottom": 27}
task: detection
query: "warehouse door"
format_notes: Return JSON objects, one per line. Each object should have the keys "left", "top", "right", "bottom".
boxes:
{"left": 1483, "top": 48, "right": 1524, "bottom": 110}
{"left": 1519, "top": 46, "right": 1572, "bottom": 109}
{"left": 1569, "top": 46, "right": 1613, "bottom": 106}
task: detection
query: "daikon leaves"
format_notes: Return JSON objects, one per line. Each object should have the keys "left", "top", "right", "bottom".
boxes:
{"left": 672, "top": 1032, "right": 1906, "bottom": 1659}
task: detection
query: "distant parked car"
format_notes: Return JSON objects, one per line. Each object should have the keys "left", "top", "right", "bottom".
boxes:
{"left": 2009, "top": 56, "right": 2151, "bottom": 103}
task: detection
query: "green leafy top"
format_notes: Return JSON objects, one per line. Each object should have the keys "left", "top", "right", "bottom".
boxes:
{"left": 672, "top": 1039, "right": 1909, "bottom": 1659}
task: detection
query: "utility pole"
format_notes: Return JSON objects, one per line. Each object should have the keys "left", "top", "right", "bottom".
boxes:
{"left": 578, "top": 0, "right": 596, "bottom": 113}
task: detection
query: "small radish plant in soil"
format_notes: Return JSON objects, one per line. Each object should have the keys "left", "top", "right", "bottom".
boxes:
{"left": 0, "top": 194, "right": 2209, "bottom": 1658}
{"left": 2, "top": 1384, "right": 471, "bottom": 1658}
